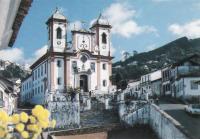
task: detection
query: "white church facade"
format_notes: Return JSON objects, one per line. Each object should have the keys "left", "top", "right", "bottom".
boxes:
{"left": 21, "top": 10, "right": 113, "bottom": 105}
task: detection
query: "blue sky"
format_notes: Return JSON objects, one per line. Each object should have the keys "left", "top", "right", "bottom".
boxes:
{"left": 1, "top": 0, "right": 200, "bottom": 65}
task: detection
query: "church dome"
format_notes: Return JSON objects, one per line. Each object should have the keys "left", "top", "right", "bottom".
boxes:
{"left": 91, "top": 14, "right": 110, "bottom": 27}
{"left": 46, "top": 8, "right": 67, "bottom": 24}
{"left": 52, "top": 8, "right": 66, "bottom": 20}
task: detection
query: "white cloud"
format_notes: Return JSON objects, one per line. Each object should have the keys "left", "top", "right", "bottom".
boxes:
{"left": 0, "top": 45, "right": 48, "bottom": 67}
{"left": 169, "top": 19, "right": 200, "bottom": 38}
{"left": 69, "top": 21, "right": 82, "bottom": 31}
{"left": 95, "top": 2, "right": 157, "bottom": 38}
{"left": 0, "top": 48, "right": 24, "bottom": 63}
{"left": 34, "top": 45, "right": 48, "bottom": 59}
{"left": 110, "top": 43, "right": 116, "bottom": 56}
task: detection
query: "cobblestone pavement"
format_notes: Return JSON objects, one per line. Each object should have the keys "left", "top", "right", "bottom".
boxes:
{"left": 107, "top": 127, "right": 158, "bottom": 139}
{"left": 80, "top": 99, "right": 120, "bottom": 128}
{"left": 54, "top": 127, "right": 158, "bottom": 139}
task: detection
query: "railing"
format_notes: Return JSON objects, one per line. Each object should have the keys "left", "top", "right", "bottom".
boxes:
{"left": 177, "top": 66, "right": 200, "bottom": 75}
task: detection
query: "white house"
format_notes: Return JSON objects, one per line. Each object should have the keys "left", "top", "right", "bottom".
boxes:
{"left": 171, "top": 54, "right": 200, "bottom": 99}
{"left": 161, "top": 66, "right": 171, "bottom": 96}
{"left": 0, "top": 77, "right": 19, "bottom": 115}
{"left": 21, "top": 10, "right": 113, "bottom": 105}
{"left": 128, "top": 80, "right": 140, "bottom": 96}
{"left": 140, "top": 70, "right": 161, "bottom": 96}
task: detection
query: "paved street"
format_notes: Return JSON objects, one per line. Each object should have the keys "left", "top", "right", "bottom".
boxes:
{"left": 54, "top": 127, "right": 158, "bottom": 139}
{"left": 159, "top": 100, "right": 200, "bottom": 139}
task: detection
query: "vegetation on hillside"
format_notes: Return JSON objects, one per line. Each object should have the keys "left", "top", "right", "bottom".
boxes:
{"left": 0, "top": 64, "right": 29, "bottom": 80}
{"left": 112, "top": 37, "right": 200, "bottom": 81}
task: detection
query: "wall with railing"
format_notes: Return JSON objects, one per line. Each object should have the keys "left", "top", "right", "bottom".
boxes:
{"left": 118, "top": 91, "right": 192, "bottom": 139}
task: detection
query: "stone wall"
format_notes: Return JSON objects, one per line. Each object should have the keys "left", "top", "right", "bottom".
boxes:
{"left": 118, "top": 92, "right": 192, "bottom": 139}
{"left": 119, "top": 103, "right": 191, "bottom": 139}
{"left": 149, "top": 104, "right": 191, "bottom": 139}
{"left": 46, "top": 91, "right": 80, "bottom": 129}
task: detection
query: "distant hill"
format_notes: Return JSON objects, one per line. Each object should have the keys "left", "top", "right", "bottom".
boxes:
{"left": 0, "top": 63, "right": 30, "bottom": 80}
{"left": 112, "top": 37, "right": 200, "bottom": 80}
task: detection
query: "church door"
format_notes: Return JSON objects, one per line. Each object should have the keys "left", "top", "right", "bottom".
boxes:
{"left": 80, "top": 75, "right": 88, "bottom": 92}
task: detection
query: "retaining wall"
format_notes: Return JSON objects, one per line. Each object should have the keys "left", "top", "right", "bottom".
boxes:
{"left": 119, "top": 102, "right": 192, "bottom": 139}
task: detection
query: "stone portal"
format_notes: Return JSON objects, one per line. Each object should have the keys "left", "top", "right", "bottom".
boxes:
{"left": 80, "top": 75, "right": 88, "bottom": 92}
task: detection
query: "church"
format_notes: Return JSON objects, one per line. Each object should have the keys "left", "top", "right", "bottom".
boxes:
{"left": 21, "top": 9, "right": 113, "bottom": 104}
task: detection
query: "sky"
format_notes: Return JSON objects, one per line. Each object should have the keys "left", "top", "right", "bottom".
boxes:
{"left": 1, "top": 0, "right": 200, "bottom": 66}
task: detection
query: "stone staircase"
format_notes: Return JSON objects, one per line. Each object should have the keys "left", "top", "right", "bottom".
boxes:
{"left": 80, "top": 99, "right": 120, "bottom": 128}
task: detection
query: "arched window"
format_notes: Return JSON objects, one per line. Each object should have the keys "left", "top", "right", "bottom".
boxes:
{"left": 102, "top": 33, "right": 107, "bottom": 44}
{"left": 57, "top": 27, "right": 62, "bottom": 39}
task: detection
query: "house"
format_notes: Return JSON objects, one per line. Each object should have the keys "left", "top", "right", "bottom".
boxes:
{"left": 140, "top": 70, "right": 161, "bottom": 97}
{"left": 0, "top": 0, "right": 32, "bottom": 49}
{"left": 0, "top": 60, "right": 12, "bottom": 70}
{"left": 150, "top": 70, "right": 162, "bottom": 96}
{"left": 0, "top": 77, "right": 20, "bottom": 114}
{"left": 161, "top": 66, "right": 171, "bottom": 96}
{"left": 128, "top": 80, "right": 140, "bottom": 96}
{"left": 171, "top": 54, "right": 200, "bottom": 99}
{"left": 127, "top": 61, "right": 138, "bottom": 66}
{"left": 21, "top": 10, "right": 113, "bottom": 105}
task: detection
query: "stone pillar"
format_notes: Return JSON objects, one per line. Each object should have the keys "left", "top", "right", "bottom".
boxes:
{"left": 75, "top": 93, "right": 79, "bottom": 101}
{"left": 66, "top": 58, "right": 70, "bottom": 87}
{"left": 50, "top": 56, "right": 55, "bottom": 91}
{"left": 97, "top": 59, "right": 101, "bottom": 90}
{"left": 64, "top": 55, "right": 67, "bottom": 90}
{"left": 108, "top": 60, "right": 112, "bottom": 87}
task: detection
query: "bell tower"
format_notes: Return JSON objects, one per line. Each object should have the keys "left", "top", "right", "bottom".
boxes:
{"left": 46, "top": 8, "right": 67, "bottom": 52}
{"left": 90, "top": 14, "right": 112, "bottom": 56}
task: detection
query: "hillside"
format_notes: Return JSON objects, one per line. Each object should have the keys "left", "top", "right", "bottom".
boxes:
{"left": 113, "top": 37, "right": 200, "bottom": 80}
{"left": 0, "top": 63, "right": 30, "bottom": 80}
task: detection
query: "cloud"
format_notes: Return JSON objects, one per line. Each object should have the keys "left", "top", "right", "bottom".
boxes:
{"left": 69, "top": 21, "right": 82, "bottom": 31}
{"left": 0, "top": 48, "right": 24, "bottom": 63}
{"left": 110, "top": 43, "right": 116, "bottom": 56}
{"left": 34, "top": 45, "right": 48, "bottom": 59}
{"left": 94, "top": 2, "right": 157, "bottom": 38}
{"left": 0, "top": 45, "right": 48, "bottom": 67}
{"left": 169, "top": 19, "right": 200, "bottom": 38}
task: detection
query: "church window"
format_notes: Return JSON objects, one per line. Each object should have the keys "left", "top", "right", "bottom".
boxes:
{"left": 91, "top": 62, "right": 95, "bottom": 71}
{"left": 102, "top": 33, "right": 107, "bottom": 44}
{"left": 45, "top": 63, "right": 47, "bottom": 74}
{"left": 57, "top": 60, "right": 61, "bottom": 67}
{"left": 35, "top": 88, "right": 37, "bottom": 95}
{"left": 103, "top": 80, "right": 107, "bottom": 87}
{"left": 35, "top": 70, "right": 37, "bottom": 80}
{"left": 38, "top": 87, "right": 40, "bottom": 94}
{"left": 41, "top": 65, "right": 43, "bottom": 76}
{"left": 57, "top": 77, "right": 61, "bottom": 85}
{"left": 38, "top": 68, "right": 40, "bottom": 78}
{"left": 41, "top": 85, "right": 43, "bottom": 93}
{"left": 57, "top": 27, "right": 62, "bottom": 39}
{"left": 103, "top": 63, "right": 106, "bottom": 70}
{"left": 33, "top": 72, "right": 34, "bottom": 81}
{"left": 72, "top": 61, "right": 77, "bottom": 69}
{"left": 80, "top": 55, "right": 87, "bottom": 63}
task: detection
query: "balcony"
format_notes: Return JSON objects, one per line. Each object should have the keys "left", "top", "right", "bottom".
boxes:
{"left": 177, "top": 66, "right": 200, "bottom": 78}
